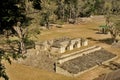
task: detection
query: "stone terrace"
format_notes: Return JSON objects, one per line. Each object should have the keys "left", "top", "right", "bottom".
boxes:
{"left": 56, "top": 49, "right": 116, "bottom": 76}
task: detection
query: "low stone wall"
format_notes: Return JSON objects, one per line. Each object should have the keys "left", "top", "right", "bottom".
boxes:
{"left": 56, "top": 63, "right": 99, "bottom": 77}
{"left": 60, "top": 46, "right": 97, "bottom": 59}
{"left": 56, "top": 65, "right": 74, "bottom": 77}
{"left": 58, "top": 46, "right": 101, "bottom": 64}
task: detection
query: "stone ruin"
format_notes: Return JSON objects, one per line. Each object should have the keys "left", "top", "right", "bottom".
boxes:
{"left": 35, "top": 37, "right": 88, "bottom": 54}
{"left": 18, "top": 37, "right": 117, "bottom": 76}
{"left": 55, "top": 46, "right": 117, "bottom": 77}
{"left": 112, "top": 40, "right": 120, "bottom": 48}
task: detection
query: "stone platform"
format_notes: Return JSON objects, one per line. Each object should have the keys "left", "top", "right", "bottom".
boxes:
{"left": 55, "top": 46, "right": 117, "bottom": 77}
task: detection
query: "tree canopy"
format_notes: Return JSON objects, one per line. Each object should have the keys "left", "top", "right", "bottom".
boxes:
{"left": 0, "top": 0, "right": 30, "bottom": 33}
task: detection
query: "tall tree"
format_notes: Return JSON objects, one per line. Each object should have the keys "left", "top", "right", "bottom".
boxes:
{"left": 0, "top": 0, "right": 30, "bottom": 79}
{"left": 0, "top": 0, "right": 30, "bottom": 32}
{"left": 56, "top": 0, "right": 65, "bottom": 20}
{"left": 40, "top": 0, "right": 57, "bottom": 29}
{"left": 108, "top": 19, "right": 120, "bottom": 43}
{"left": 102, "top": 0, "right": 120, "bottom": 43}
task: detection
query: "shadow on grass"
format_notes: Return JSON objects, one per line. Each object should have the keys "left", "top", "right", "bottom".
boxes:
{"left": 87, "top": 37, "right": 113, "bottom": 45}
{"left": 87, "top": 37, "right": 97, "bottom": 41}
{"left": 87, "top": 28, "right": 99, "bottom": 31}
{"left": 95, "top": 32, "right": 108, "bottom": 34}
{"left": 98, "top": 38, "right": 113, "bottom": 45}
{"left": 87, "top": 28, "right": 109, "bottom": 35}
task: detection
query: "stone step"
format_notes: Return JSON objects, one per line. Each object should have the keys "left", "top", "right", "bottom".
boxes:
{"left": 60, "top": 46, "right": 97, "bottom": 59}
{"left": 58, "top": 46, "right": 102, "bottom": 64}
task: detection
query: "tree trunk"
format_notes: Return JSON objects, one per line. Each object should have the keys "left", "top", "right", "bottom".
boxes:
{"left": 46, "top": 19, "right": 49, "bottom": 29}
{"left": 25, "top": 0, "right": 29, "bottom": 13}
{"left": 13, "top": 22, "right": 27, "bottom": 54}
{"left": 69, "top": 4, "right": 72, "bottom": 19}
{"left": 19, "top": 39, "right": 26, "bottom": 54}
{"left": 62, "top": 7, "right": 65, "bottom": 21}
{"left": 69, "top": 9, "right": 72, "bottom": 19}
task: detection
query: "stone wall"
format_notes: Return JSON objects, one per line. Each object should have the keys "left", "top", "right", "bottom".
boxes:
{"left": 56, "top": 65, "right": 74, "bottom": 77}
{"left": 60, "top": 46, "right": 96, "bottom": 58}
{"left": 57, "top": 46, "right": 101, "bottom": 64}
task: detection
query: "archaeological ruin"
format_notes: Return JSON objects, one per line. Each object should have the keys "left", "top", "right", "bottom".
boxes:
{"left": 18, "top": 37, "right": 89, "bottom": 73}
{"left": 20, "top": 37, "right": 117, "bottom": 77}
{"left": 55, "top": 46, "right": 117, "bottom": 77}
{"left": 35, "top": 37, "right": 88, "bottom": 54}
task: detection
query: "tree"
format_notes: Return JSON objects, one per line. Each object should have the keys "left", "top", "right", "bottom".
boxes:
{"left": 0, "top": 0, "right": 31, "bottom": 79}
{"left": 93, "top": 0, "right": 105, "bottom": 15}
{"left": 108, "top": 20, "right": 120, "bottom": 43}
{"left": 78, "top": 0, "right": 95, "bottom": 17}
{"left": 0, "top": 0, "right": 30, "bottom": 35}
{"left": 55, "top": 0, "right": 80, "bottom": 22}
{"left": 102, "top": 0, "right": 120, "bottom": 43}
{"left": 0, "top": 49, "right": 9, "bottom": 80}
{"left": 0, "top": 0, "right": 31, "bottom": 53}
{"left": 56, "top": 0, "right": 65, "bottom": 20}
{"left": 40, "top": 0, "right": 57, "bottom": 29}
{"left": 13, "top": 22, "right": 28, "bottom": 54}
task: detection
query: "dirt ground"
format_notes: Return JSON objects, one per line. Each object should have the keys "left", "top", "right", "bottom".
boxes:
{"left": 1, "top": 16, "right": 120, "bottom": 80}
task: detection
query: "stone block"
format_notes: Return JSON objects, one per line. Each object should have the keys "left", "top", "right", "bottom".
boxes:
{"left": 81, "top": 39, "right": 88, "bottom": 46}
{"left": 50, "top": 47, "right": 59, "bottom": 54}
{"left": 60, "top": 47, "right": 66, "bottom": 53}
{"left": 67, "top": 44, "right": 74, "bottom": 50}
{"left": 75, "top": 41, "right": 81, "bottom": 48}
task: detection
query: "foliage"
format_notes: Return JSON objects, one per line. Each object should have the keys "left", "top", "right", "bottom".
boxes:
{"left": 103, "top": 0, "right": 120, "bottom": 43}
{"left": 0, "top": 50, "right": 9, "bottom": 80}
{"left": 0, "top": 49, "right": 25, "bottom": 80}
{"left": 27, "top": 0, "right": 120, "bottom": 25}
{"left": 0, "top": 0, "right": 31, "bottom": 80}
{"left": 33, "top": 0, "right": 41, "bottom": 10}
{"left": 39, "top": 0, "right": 57, "bottom": 28}
{"left": 99, "top": 25, "right": 109, "bottom": 34}
{"left": 0, "top": 0, "right": 31, "bottom": 32}
{"left": 108, "top": 20, "right": 120, "bottom": 42}
{"left": 23, "top": 37, "right": 35, "bottom": 49}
